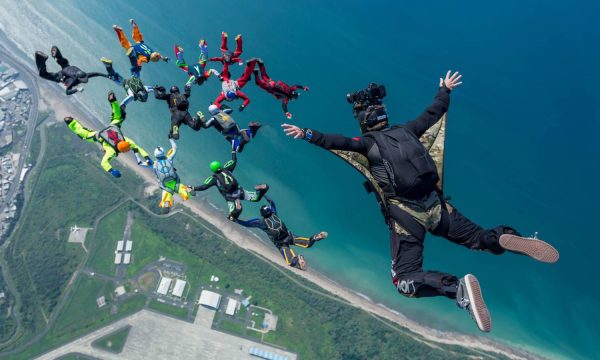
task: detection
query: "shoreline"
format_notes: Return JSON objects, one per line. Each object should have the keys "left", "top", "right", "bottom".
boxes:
{"left": 0, "top": 38, "right": 544, "bottom": 360}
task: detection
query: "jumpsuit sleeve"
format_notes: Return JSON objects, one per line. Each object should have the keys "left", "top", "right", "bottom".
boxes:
{"left": 124, "top": 136, "right": 149, "bottom": 158}
{"left": 234, "top": 218, "right": 266, "bottom": 229}
{"left": 120, "top": 94, "right": 134, "bottom": 107}
{"left": 237, "top": 91, "right": 250, "bottom": 107}
{"left": 224, "top": 151, "right": 237, "bottom": 172}
{"left": 110, "top": 99, "right": 124, "bottom": 126}
{"left": 282, "top": 98, "right": 289, "bottom": 113}
{"left": 194, "top": 175, "right": 217, "bottom": 191}
{"left": 154, "top": 87, "right": 169, "bottom": 100}
{"left": 167, "top": 138, "right": 177, "bottom": 160}
{"left": 404, "top": 86, "right": 451, "bottom": 138}
{"left": 268, "top": 198, "right": 277, "bottom": 214}
{"left": 100, "top": 144, "right": 117, "bottom": 172}
{"left": 203, "top": 117, "right": 216, "bottom": 129}
{"left": 308, "top": 130, "right": 371, "bottom": 155}
{"left": 214, "top": 94, "right": 225, "bottom": 108}
{"left": 184, "top": 84, "right": 191, "bottom": 98}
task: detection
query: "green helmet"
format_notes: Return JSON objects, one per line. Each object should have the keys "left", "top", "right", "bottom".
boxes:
{"left": 209, "top": 161, "right": 222, "bottom": 173}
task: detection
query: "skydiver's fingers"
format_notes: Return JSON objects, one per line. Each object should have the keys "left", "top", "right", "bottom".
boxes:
{"left": 445, "top": 70, "right": 452, "bottom": 81}
{"left": 454, "top": 82, "right": 463, "bottom": 87}
{"left": 453, "top": 74, "right": 462, "bottom": 82}
{"left": 439, "top": 78, "right": 444, "bottom": 87}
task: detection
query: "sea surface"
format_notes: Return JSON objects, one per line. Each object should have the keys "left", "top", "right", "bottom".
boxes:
{"left": 0, "top": 0, "right": 598, "bottom": 358}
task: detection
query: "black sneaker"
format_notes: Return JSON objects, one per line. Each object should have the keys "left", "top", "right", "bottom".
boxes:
{"left": 456, "top": 274, "right": 491, "bottom": 332}
{"left": 499, "top": 234, "right": 559, "bottom": 263}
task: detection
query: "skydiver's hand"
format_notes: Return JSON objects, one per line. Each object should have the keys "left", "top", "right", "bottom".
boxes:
{"left": 285, "top": 112, "right": 292, "bottom": 119}
{"left": 109, "top": 168, "right": 122, "bottom": 178}
{"left": 107, "top": 91, "right": 116, "bottom": 103}
{"left": 145, "top": 156, "right": 154, "bottom": 167}
{"left": 281, "top": 123, "right": 305, "bottom": 139}
{"left": 184, "top": 83, "right": 192, "bottom": 91}
{"left": 440, "top": 70, "right": 462, "bottom": 91}
{"left": 163, "top": 56, "right": 170, "bottom": 63}
{"left": 303, "top": 86, "right": 310, "bottom": 91}
{"left": 238, "top": 104, "right": 245, "bottom": 112}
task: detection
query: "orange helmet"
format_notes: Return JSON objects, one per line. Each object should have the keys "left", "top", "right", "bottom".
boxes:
{"left": 116, "top": 141, "right": 131, "bottom": 153}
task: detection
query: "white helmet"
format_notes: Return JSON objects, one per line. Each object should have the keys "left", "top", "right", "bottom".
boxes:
{"left": 208, "top": 104, "right": 219, "bottom": 115}
{"left": 154, "top": 146, "right": 166, "bottom": 159}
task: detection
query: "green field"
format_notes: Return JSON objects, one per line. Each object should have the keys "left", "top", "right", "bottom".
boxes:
{"left": 147, "top": 299, "right": 189, "bottom": 320}
{"left": 87, "top": 205, "right": 129, "bottom": 277}
{"left": 91, "top": 325, "right": 131, "bottom": 353}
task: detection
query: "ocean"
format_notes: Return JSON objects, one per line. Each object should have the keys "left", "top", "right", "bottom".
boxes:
{"left": 0, "top": 0, "right": 598, "bottom": 358}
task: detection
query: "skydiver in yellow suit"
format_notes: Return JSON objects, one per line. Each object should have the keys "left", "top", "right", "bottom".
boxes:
{"left": 63, "top": 91, "right": 152, "bottom": 177}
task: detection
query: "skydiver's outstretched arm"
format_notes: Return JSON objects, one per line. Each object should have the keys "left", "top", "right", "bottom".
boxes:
{"left": 281, "top": 124, "right": 370, "bottom": 155}
{"left": 167, "top": 138, "right": 177, "bottom": 160}
{"left": 153, "top": 85, "right": 169, "bottom": 100}
{"left": 234, "top": 217, "right": 267, "bottom": 230}
{"left": 264, "top": 196, "right": 277, "bottom": 215}
{"left": 224, "top": 150, "right": 237, "bottom": 172}
{"left": 184, "top": 83, "right": 192, "bottom": 98}
{"left": 193, "top": 175, "right": 217, "bottom": 191}
{"left": 404, "top": 71, "right": 462, "bottom": 138}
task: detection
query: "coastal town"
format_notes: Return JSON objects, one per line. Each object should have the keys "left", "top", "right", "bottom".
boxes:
{"left": 0, "top": 59, "right": 35, "bottom": 241}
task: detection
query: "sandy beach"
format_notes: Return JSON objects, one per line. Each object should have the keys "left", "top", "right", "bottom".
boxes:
{"left": 2, "top": 40, "right": 541, "bottom": 360}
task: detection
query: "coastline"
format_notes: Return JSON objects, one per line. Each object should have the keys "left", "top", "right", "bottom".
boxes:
{"left": 0, "top": 38, "right": 543, "bottom": 360}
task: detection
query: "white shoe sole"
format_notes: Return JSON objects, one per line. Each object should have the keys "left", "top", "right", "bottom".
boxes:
{"left": 499, "top": 234, "right": 559, "bottom": 263}
{"left": 464, "top": 274, "right": 491, "bottom": 333}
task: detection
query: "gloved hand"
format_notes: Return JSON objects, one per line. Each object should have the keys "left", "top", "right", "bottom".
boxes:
{"left": 107, "top": 90, "right": 116, "bottom": 103}
{"left": 238, "top": 104, "right": 245, "bottom": 112}
{"left": 144, "top": 156, "right": 153, "bottom": 166}
{"left": 184, "top": 83, "right": 192, "bottom": 91}
{"left": 285, "top": 112, "right": 293, "bottom": 119}
{"left": 163, "top": 56, "right": 169, "bottom": 63}
{"left": 109, "top": 168, "right": 121, "bottom": 178}
{"left": 303, "top": 86, "right": 310, "bottom": 91}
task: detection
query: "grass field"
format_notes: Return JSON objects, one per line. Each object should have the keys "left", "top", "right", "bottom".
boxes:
{"left": 91, "top": 325, "right": 131, "bottom": 354}
{"left": 87, "top": 205, "right": 129, "bottom": 277}
{"left": 147, "top": 299, "right": 189, "bottom": 320}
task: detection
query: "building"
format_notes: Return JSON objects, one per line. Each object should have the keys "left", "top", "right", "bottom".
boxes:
{"left": 116, "top": 240, "right": 124, "bottom": 252}
{"left": 249, "top": 347, "right": 290, "bottom": 360}
{"left": 171, "top": 279, "right": 186, "bottom": 298}
{"left": 225, "top": 298, "right": 238, "bottom": 316}
{"left": 114, "top": 285, "right": 126, "bottom": 297}
{"left": 114, "top": 252, "right": 122, "bottom": 265}
{"left": 123, "top": 253, "right": 131, "bottom": 264}
{"left": 198, "top": 290, "right": 221, "bottom": 309}
{"left": 96, "top": 296, "right": 106, "bottom": 308}
{"left": 157, "top": 277, "right": 172, "bottom": 295}
{"left": 125, "top": 240, "right": 132, "bottom": 252}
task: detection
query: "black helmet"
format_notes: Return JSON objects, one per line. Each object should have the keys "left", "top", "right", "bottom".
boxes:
{"left": 358, "top": 105, "right": 389, "bottom": 133}
{"left": 137, "top": 90, "right": 148, "bottom": 102}
{"left": 260, "top": 205, "right": 273, "bottom": 218}
{"left": 170, "top": 85, "right": 180, "bottom": 94}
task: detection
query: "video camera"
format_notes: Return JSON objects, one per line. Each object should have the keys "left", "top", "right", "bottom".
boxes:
{"left": 346, "top": 83, "right": 389, "bottom": 132}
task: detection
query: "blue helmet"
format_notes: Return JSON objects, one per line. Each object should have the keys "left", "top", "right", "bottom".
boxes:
{"left": 226, "top": 91, "right": 236, "bottom": 100}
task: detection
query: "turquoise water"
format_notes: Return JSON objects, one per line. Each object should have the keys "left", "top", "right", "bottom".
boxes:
{"left": 1, "top": 0, "right": 598, "bottom": 358}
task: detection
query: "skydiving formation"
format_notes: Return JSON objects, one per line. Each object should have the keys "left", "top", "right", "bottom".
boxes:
{"left": 35, "top": 23, "right": 560, "bottom": 333}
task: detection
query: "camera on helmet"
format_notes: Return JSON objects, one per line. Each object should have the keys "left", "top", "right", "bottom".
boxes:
{"left": 346, "top": 83, "right": 386, "bottom": 106}
{"left": 346, "top": 83, "right": 389, "bottom": 133}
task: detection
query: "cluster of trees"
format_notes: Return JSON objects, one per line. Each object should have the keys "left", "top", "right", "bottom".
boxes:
{"left": 0, "top": 266, "right": 17, "bottom": 342}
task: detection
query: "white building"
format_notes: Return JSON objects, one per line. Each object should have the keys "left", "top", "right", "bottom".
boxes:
{"left": 198, "top": 290, "right": 221, "bottom": 309}
{"left": 225, "top": 298, "right": 238, "bottom": 316}
{"left": 125, "top": 240, "right": 132, "bottom": 252}
{"left": 157, "top": 277, "right": 172, "bottom": 295}
{"left": 171, "top": 279, "right": 186, "bottom": 298}
{"left": 114, "top": 252, "right": 122, "bottom": 265}
{"left": 123, "top": 253, "right": 131, "bottom": 264}
{"left": 116, "top": 240, "right": 124, "bottom": 251}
